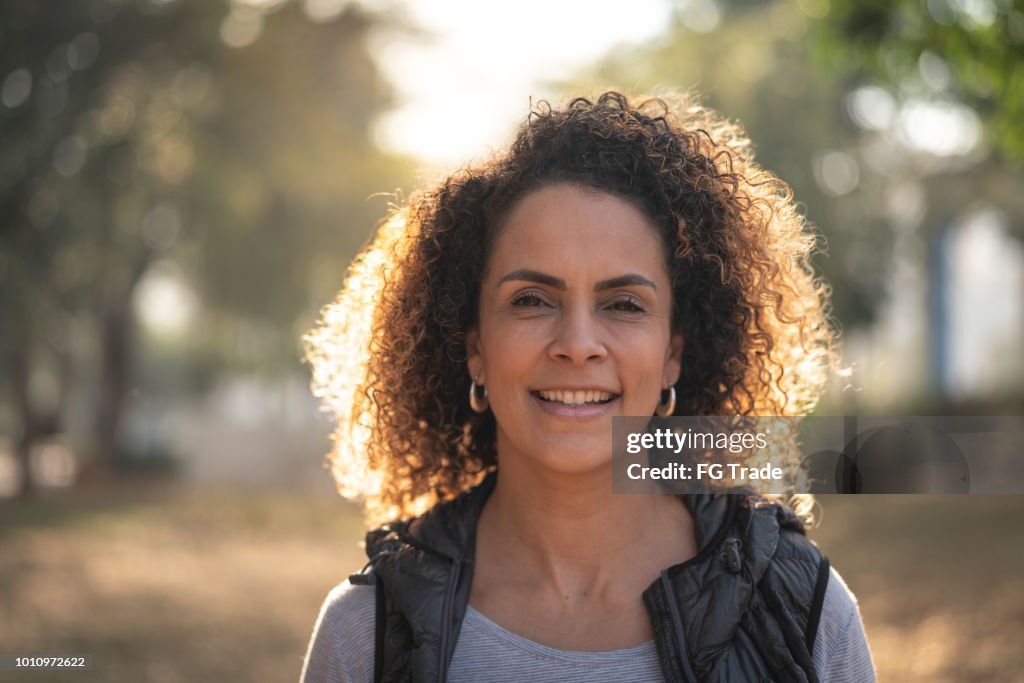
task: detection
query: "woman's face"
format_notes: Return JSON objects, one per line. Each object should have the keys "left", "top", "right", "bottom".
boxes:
{"left": 466, "top": 182, "right": 683, "bottom": 476}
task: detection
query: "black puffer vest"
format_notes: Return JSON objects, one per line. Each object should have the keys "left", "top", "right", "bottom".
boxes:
{"left": 353, "top": 472, "right": 830, "bottom": 683}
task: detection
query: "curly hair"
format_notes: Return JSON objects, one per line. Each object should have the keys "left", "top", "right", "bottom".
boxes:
{"left": 304, "top": 92, "right": 836, "bottom": 525}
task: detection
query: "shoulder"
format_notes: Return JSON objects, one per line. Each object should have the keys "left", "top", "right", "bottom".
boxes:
{"left": 365, "top": 472, "right": 497, "bottom": 561}
{"left": 300, "top": 579, "right": 377, "bottom": 683}
{"left": 745, "top": 497, "right": 823, "bottom": 597}
{"left": 812, "top": 565, "right": 877, "bottom": 682}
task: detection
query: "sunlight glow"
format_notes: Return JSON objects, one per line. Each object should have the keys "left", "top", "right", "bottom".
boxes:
{"left": 371, "top": 0, "right": 673, "bottom": 168}
{"left": 846, "top": 86, "right": 896, "bottom": 131}
{"left": 896, "top": 98, "right": 982, "bottom": 157}
{"left": 814, "top": 149, "right": 860, "bottom": 196}
{"left": 220, "top": 7, "right": 265, "bottom": 48}
{"left": 134, "top": 260, "right": 197, "bottom": 337}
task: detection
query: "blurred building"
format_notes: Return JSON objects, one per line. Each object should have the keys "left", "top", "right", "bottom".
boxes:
{"left": 848, "top": 202, "right": 1024, "bottom": 409}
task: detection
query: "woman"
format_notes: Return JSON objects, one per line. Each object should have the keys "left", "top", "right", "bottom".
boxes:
{"left": 301, "top": 92, "right": 875, "bottom": 682}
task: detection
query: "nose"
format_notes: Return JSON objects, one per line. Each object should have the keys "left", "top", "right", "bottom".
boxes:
{"left": 548, "top": 305, "right": 608, "bottom": 365}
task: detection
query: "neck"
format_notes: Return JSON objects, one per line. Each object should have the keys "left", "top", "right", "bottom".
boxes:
{"left": 478, "top": 445, "right": 697, "bottom": 598}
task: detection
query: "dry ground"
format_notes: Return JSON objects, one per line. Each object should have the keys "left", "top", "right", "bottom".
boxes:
{"left": 0, "top": 482, "right": 366, "bottom": 682}
{"left": 808, "top": 495, "right": 1024, "bottom": 681}
{"left": 1, "top": 485, "right": 1022, "bottom": 682}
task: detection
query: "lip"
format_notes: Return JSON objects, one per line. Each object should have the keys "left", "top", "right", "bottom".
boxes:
{"left": 530, "top": 390, "right": 620, "bottom": 419}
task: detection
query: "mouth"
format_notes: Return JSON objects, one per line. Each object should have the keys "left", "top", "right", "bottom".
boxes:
{"left": 531, "top": 389, "right": 620, "bottom": 406}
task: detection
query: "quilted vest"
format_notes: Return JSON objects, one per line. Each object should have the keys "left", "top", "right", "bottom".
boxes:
{"left": 353, "top": 472, "right": 829, "bottom": 683}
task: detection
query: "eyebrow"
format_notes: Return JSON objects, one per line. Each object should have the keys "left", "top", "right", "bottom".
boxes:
{"left": 496, "top": 269, "right": 657, "bottom": 292}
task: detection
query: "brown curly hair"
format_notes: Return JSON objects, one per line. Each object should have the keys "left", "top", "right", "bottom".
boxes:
{"left": 304, "top": 91, "right": 836, "bottom": 525}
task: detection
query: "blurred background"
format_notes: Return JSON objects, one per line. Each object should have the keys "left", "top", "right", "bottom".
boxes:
{"left": 1, "top": 0, "right": 1022, "bottom": 680}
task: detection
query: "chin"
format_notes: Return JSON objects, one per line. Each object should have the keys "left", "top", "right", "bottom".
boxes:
{"left": 525, "top": 439, "right": 613, "bottom": 477}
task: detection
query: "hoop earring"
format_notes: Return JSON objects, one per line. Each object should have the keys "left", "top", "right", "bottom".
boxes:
{"left": 469, "top": 376, "right": 489, "bottom": 413}
{"left": 656, "top": 386, "right": 676, "bottom": 417}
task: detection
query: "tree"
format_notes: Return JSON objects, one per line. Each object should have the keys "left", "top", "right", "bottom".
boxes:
{"left": 0, "top": 0, "right": 409, "bottom": 494}
{"left": 812, "top": 0, "right": 1024, "bottom": 166}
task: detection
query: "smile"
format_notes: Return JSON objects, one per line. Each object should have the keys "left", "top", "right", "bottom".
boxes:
{"left": 534, "top": 389, "right": 616, "bottom": 405}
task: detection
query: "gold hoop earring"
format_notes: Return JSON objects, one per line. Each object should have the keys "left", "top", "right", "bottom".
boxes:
{"left": 469, "top": 376, "right": 489, "bottom": 413}
{"left": 656, "top": 386, "right": 676, "bottom": 417}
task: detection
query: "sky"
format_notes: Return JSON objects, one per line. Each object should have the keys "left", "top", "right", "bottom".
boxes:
{"left": 366, "top": 0, "right": 674, "bottom": 169}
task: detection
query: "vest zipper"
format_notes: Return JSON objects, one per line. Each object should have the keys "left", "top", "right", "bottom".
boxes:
{"left": 437, "top": 557, "right": 461, "bottom": 683}
{"left": 660, "top": 570, "right": 698, "bottom": 683}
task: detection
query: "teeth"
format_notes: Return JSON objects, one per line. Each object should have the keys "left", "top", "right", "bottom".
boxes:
{"left": 538, "top": 390, "right": 613, "bottom": 405}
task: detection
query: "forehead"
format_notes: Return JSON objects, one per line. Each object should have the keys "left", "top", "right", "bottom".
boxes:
{"left": 488, "top": 183, "right": 668, "bottom": 280}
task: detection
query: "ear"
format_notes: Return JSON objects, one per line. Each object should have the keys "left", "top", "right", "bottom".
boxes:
{"left": 465, "top": 326, "right": 485, "bottom": 383}
{"left": 664, "top": 331, "right": 684, "bottom": 388}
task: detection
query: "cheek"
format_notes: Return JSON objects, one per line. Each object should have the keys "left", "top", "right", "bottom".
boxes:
{"left": 611, "top": 327, "right": 672, "bottom": 364}
{"left": 614, "top": 332, "right": 674, "bottom": 391}
{"left": 480, "top": 322, "right": 540, "bottom": 380}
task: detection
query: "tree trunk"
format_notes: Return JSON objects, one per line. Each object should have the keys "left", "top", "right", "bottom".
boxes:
{"left": 11, "top": 322, "right": 37, "bottom": 498}
{"left": 88, "top": 251, "right": 150, "bottom": 481}
{"left": 91, "top": 302, "right": 134, "bottom": 479}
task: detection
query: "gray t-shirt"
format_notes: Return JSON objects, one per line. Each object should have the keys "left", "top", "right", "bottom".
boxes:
{"left": 300, "top": 566, "right": 876, "bottom": 682}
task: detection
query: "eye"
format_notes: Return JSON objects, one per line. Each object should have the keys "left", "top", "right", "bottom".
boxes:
{"left": 511, "top": 291, "right": 550, "bottom": 307}
{"left": 607, "top": 296, "right": 646, "bottom": 313}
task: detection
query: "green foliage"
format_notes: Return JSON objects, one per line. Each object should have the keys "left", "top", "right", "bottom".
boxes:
{"left": 1, "top": 0, "right": 407, "bottom": 339}
{"left": 0, "top": 0, "right": 410, "bottom": 468}
{"left": 814, "top": 0, "right": 1024, "bottom": 165}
